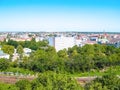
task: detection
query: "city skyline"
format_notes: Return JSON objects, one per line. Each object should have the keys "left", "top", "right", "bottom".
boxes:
{"left": 0, "top": 0, "right": 120, "bottom": 32}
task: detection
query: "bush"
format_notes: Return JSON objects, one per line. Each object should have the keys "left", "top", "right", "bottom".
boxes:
{"left": 0, "top": 58, "right": 9, "bottom": 71}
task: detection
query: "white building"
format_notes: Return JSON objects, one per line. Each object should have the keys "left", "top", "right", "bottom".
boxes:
{"left": 12, "top": 53, "right": 19, "bottom": 61}
{"left": 48, "top": 36, "right": 75, "bottom": 52}
{"left": 23, "top": 48, "right": 32, "bottom": 57}
{"left": 24, "top": 48, "right": 32, "bottom": 54}
{"left": 75, "top": 39, "right": 83, "bottom": 47}
{"left": 0, "top": 50, "right": 10, "bottom": 59}
{"left": 35, "top": 37, "right": 44, "bottom": 42}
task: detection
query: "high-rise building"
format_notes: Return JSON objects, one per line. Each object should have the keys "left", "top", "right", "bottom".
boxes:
{"left": 48, "top": 36, "right": 75, "bottom": 52}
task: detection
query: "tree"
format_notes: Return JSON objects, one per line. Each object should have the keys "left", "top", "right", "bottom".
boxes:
{"left": 7, "top": 39, "right": 18, "bottom": 48}
{"left": 0, "top": 83, "right": 18, "bottom": 90}
{"left": 17, "top": 45, "right": 23, "bottom": 55}
{"left": 85, "top": 82, "right": 108, "bottom": 90}
{"left": 1, "top": 45, "right": 14, "bottom": 56}
{"left": 0, "top": 58, "right": 9, "bottom": 71}
{"left": 17, "top": 45, "right": 23, "bottom": 60}
{"left": 31, "top": 72, "right": 83, "bottom": 90}
{"left": 82, "top": 44, "right": 95, "bottom": 56}
{"left": 85, "top": 74, "right": 120, "bottom": 90}
{"left": 71, "top": 49, "right": 78, "bottom": 58}
{"left": 15, "top": 79, "right": 31, "bottom": 90}
{"left": 57, "top": 49, "right": 68, "bottom": 59}
{"left": 93, "top": 54, "right": 108, "bottom": 69}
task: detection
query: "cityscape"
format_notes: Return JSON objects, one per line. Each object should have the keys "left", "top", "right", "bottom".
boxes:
{"left": 0, "top": 31, "right": 120, "bottom": 89}
{"left": 0, "top": 32, "right": 120, "bottom": 54}
{"left": 0, "top": 0, "right": 120, "bottom": 90}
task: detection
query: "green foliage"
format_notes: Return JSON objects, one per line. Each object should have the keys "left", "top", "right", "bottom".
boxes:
{"left": 17, "top": 45, "right": 23, "bottom": 54}
{"left": 5, "top": 67, "right": 34, "bottom": 75}
{"left": 1, "top": 45, "right": 14, "bottom": 56}
{"left": 0, "top": 72, "right": 83, "bottom": 90}
{"left": 3, "top": 40, "right": 120, "bottom": 74}
{"left": 0, "top": 82, "right": 18, "bottom": 90}
{"left": 23, "top": 40, "right": 48, "bottom": 50}
{"left": 17, "top": 45, "right": 24, "bottom": 60}
{"left": 7, "top": 39, "right": 18, "bottom": 48}
{"left": 0, "top": 58, "right": 9, "bottom": 71}
{"left": 1, "top": 40, "right": 120, "bottom": 89}
{"left": 68, "top": 65, "right": 120, "bottom": 78}
{"left": 85, "top": 82, "right": 108, "bottom": 90}
{"left": 85, "top": 74, "right": 120, "bottom": 90}
{"left": 0, "top": 42, "right": 120, "bottom": 90}
{"left": 24, "top": 46, "right": 58, "bottom": 72}
{"left": 31, "top": 72, "right": 83, "bottom": 90}
{"left": 15, "top": 79, "right": 31, "bottom": 90}
{"left": 10, "top": 60, "right": 18, "bottom": 68}
{"left": 57, "top": 49, "right": 68, "bottom": 59}
{"left": 16, "top": 44, "right": 120, "bottom": 74}
{"left": 5, "top": 39, "right": 48, "bottom": 50}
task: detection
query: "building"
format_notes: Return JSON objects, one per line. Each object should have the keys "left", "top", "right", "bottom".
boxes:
{"left": 89, "top": 35, "right": 99, "bottom": 41}
{"left": 0, "top": 50, "right": 10, "bottom": 59}
{"left": 75, "top": 39, "right": 82, "bottom": 47}
{"left": 48, "top": 36, "right": 75, "bottom": 52}
{"left": 10, "top": 37, "right": 32, "bottom": 41}
{"left": 98, "top": 38, "right": 109, "bottom": 44}
{"left": 23, "top": 48, "right": 32, "bottom": 56}
{"left": 35, "top": 37, "right": 44, "bottom": 42}
{"left": 107, "top": 39, "right": 120, "bottom": 48}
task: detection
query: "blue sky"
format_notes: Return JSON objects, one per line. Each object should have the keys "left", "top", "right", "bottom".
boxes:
{"left": 0, "top": 0, "right": 120, "bottom": 32}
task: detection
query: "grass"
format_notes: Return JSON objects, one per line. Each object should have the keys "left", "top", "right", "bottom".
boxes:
{"left": 1, "top": 67, "right": 35, "bottom": 75}
{"left": 1, "top": 65, "right": 120, "bottom": 77}
{"left": 68, "top": 66, "right": 120, "bottom": 77}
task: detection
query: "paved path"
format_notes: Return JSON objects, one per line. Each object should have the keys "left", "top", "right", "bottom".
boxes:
{"left": 0, "top": 75, "right": 35, "bottom": 84}
{"left": 0, "top": 75, "right": 97, "bottom": 85}
{"left": 76, "top": 76, "right": 97, "bottom": 86}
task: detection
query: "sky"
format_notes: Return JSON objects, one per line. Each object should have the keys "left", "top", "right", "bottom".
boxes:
{"left": 0, "top": 0, "right": 120, "bottom": 32}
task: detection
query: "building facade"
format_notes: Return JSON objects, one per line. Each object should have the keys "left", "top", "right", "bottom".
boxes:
{"left": 48, "top": 36, "right": 75, "bottom": 52}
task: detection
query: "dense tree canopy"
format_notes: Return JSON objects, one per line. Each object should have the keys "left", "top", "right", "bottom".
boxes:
{"left": 1, "top": 40, "right": 120, "bottom": 74}
{"left": 85, "top": 74, "right": 120, "bottom": 90}
{"left": 0, "top": 39, "right": 120, "bottom": 90}
{"left": 31, "top": 72, "right": 83, "bottom": 90}
{"left": 0, "top": 83, "right": 18, "bottom": 90}
{"left": 1, "top": 45, "right": 14, "bottom": 56}
{"left": 5, "top": 39, "right": 48, "bottom": 50}
{"left": 0, "top": 72, "right": 83, "bottom": 90}
{"left": 17, "top": 45, "right": 23, "bottom": 55}
{"left": 0, "top": 58, "right": 10, "bottom": 71}
{"left": 17, "top": 44, "right": 120, "bottom": 74}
